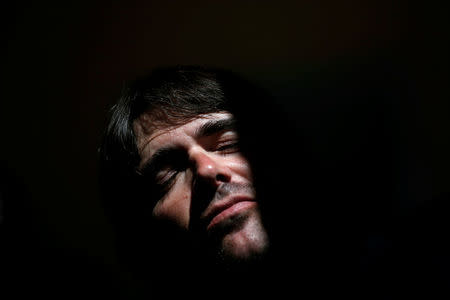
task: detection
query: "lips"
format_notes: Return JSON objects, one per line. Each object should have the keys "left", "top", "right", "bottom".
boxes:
{"left": 202, "top": 196, "right": 257, "bottom": 231}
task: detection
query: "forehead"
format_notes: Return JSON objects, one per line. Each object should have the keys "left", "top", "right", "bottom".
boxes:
{"left": 134, "top": 112, "right": 234, "bottom": 159}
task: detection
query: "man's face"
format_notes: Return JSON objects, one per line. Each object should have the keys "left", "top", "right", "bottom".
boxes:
{"left": 133, "top": 112, "right": 269, "bottom": 260}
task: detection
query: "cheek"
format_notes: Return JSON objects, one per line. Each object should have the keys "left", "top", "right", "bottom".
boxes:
{"left": 151, "top": 180, "right": 192, "bottom": 229}
{"left": 228, "top": 156, "right": 253, "bottom": 181}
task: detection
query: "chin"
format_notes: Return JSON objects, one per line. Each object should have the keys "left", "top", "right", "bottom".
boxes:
{"left": 219, "top": 214, "right": 269, "bottom": 261}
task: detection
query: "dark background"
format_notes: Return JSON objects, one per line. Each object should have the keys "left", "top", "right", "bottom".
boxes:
{"left": 1, "top": 0, "right": 449, "bottom": 298}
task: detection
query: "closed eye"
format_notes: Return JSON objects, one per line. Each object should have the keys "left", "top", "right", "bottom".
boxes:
{"left": 155, "top": 168, "right": 179, "bottom": 186}
{"left": 138, "top": 147, "right": 188, "bottom": 195}
{"left": 215, "top": 139, "right": 240, "bottom": 155}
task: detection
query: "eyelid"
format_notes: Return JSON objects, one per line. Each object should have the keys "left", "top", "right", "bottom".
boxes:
{"left": 140, "top": 148, "right": 188, "bottom": 177}
{"left": 155, "top": 168, "right": 178, "bottom": 184}
{"left": 215, "top": 136, "right": 240, "bottom": 154}
{"left": 216, "top": 131, "right": 238, "bottom": 142}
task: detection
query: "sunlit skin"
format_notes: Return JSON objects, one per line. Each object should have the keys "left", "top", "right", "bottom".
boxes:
{"left": 133, "top": 112, "right": 269, "bottom": 260}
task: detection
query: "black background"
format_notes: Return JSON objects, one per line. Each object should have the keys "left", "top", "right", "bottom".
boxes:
{"left": 1, "top": 0, "right": 449, "bottom": 298}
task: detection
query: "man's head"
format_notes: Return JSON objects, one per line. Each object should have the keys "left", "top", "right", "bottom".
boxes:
{"left": 100, "top": 66, "right": 270, "bottom": 272}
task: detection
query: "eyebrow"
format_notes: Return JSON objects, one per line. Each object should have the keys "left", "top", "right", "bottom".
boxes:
{"left": 195, "top": 117, "right": 237, "bottom": 138}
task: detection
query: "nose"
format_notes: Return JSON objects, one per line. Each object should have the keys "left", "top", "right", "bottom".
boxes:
{"left": 191, "top": 150, "right": 231, "bottom": 186}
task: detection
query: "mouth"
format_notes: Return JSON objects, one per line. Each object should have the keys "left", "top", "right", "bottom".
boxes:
{"left": 202, "top": 196, "right": 257, "bottom": 231}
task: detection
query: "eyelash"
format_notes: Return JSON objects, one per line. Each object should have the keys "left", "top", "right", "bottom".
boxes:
{"left": 215, "top": 140, "right": 239, "bottom": 154}
{"left": 156, "top": 169, "right": 178, "bottom": 186}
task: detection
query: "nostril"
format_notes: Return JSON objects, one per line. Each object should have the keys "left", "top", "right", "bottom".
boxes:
{"left": 216, "top": 173, "right": 229, "bottom": 182}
